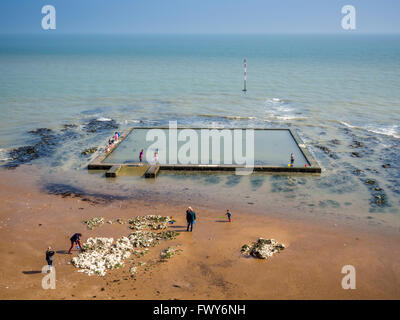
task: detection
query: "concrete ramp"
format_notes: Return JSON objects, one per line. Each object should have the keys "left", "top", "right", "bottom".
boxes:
{"left": 105, "top": 165, "right": 122, "bottom": 178}
{"left": 144, "top": 165, "right": 160, "bottom": 178}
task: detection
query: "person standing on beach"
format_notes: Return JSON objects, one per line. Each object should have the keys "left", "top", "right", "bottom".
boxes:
{"left": 290, "top": 153, "right": 294, "bottom": 167}
{"left": 45, "top": 246, "right": 55, "bottom": 270}
{"left": 186, "top": 206, "right": 196, "bottom": 232}
{"left": 226, "top": 209, "right": 232, "bottom": 222}
{"left": 139, "top": 149, "right": 144, "bottom": 165}
{"left": 68, "top": 233, "right": 82, "bottom": 254}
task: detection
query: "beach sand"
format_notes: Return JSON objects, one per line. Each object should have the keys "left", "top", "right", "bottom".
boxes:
{"left": 0, "top": 167, "right": 399, "bottom": 300}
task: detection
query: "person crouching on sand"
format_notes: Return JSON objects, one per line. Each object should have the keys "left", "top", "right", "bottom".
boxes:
{"left": 186, "top": 206, "right": 196, "bottom": 232}
{"left": 226, "top": 209, "right": 232, "bottom": 222}
{"left": 68, "top": 233, "right": 82, "bottom": 254}
{"left": 46, "top": 246, "right": 55, "bottom": 270}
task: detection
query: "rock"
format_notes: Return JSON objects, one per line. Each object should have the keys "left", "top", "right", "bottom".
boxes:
{"left": 160, "top": 246, "right": 182, "bottom": 261}
{"left": 350, "top": 141, "right": 364, "bottom": 148}
{"left": 71, "top": 215, "right": 179, "bottom": 276}
{"left": 375, "top": 194, "right": 385, "bottom": 205}
{"left": 84, "top": 119, "right": 118, "bottom": 133}
{"left": 241, "top": 238, "right": 285, "bottom": 259}
{"left": 83, "top": 217, "right": 105, "bottom": 230}
{"left": 81, "top": 147, "right": 98, "bottom": 156}
{"left": 382, "top": 164, "right": 391, "bottom": 168}
{"left": 351, "top": 152, "right": 361, "bottom": 158}
{"left": 331, "top": 139, "right": 341, "bottom": 145}
{"left": 128, "top": 215, "right": 172, "bottom": 230}
{"left": 72, "top": 237, "right": 130, "bottom": 276}
{"left": 129, "top": 266, "right": 137, "bottom": 275}
{"left": 365, "top": 179, "right": 376, "bottom": 185}
{"left": 315, "top": 145, "right": 338, "bottom": 159}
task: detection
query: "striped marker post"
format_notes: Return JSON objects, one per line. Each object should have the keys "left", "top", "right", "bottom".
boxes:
{"left": 243, "top": 58, "right": 247, "bottom": 92}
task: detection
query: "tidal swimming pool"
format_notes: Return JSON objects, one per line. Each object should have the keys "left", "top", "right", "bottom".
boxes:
{"left": 102, "top": 128, "right": 314, "bottom": 168}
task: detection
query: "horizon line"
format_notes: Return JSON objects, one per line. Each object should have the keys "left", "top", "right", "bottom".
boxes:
{"left": 1, "top": 32, "right": 400, "bottom": 36}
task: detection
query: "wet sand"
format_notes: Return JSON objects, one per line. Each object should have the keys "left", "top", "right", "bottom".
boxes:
{"left": 0, "top": 167, "right": 399, "bottom": 300}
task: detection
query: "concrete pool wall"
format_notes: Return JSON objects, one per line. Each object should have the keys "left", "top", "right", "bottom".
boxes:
{"left": 88, "top": 127, "right": 321, "bottom": 176}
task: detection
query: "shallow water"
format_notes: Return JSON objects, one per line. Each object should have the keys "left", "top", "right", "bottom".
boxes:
{"left": 103, "top": 128, "right": 309, "bottom": 166}
{"left": 0, "top": 34, "right": 399, "bottom": 229}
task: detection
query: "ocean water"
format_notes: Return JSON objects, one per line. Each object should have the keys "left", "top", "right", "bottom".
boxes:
{"left": 0, "top": 34, "right": 399, "bottom": 229}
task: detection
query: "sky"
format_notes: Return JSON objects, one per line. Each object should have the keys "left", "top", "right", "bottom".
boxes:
{"left": 0, "top": 0, "right": 399, "bottom": 34}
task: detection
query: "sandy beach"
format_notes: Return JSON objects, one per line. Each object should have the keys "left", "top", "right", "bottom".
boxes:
{"left": 0, "top": 166, "right": 399, "bottom": 300}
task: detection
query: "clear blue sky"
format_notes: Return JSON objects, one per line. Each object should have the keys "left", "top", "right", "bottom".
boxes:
{"left": 0, "top": 0, "right": 399, "bottom": 34}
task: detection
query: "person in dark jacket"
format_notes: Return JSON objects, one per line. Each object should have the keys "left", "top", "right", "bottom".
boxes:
{"left": 186, "top": 206, "right": 196, "bottom": 232}
{"left": 68, "top": 233, "right": 82, "bottom": 254}
{"left": 226, "top": 209, "right": 232, "bottom": 222}
{"left": 46, "top": 246, "right": 55, "bottom": 270}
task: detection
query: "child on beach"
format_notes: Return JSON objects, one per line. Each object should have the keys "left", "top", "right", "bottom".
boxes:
{"left": 68, "top": 233, "right": 82, "bottom": 254}
{"left": 226, "top": 209, "right": 232, "bottom": 222}
{"left": 45, "top": 246, "right": 55, "bottom": 270}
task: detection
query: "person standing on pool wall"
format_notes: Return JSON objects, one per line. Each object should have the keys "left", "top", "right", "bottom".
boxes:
{"left": 186, "top": 206, "right": 196, "bottom": 232}
{"left": 290, "top": 153, "right": 294, "bottom": 167}
{"left": 68, "top": 233, "right": 83, "bottom": 254}
{"left": 139, "top": 149, "right": 144, "bottom": 165}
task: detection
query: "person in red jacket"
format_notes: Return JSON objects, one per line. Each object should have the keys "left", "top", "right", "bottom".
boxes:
{"left": 68, "top": 233, "right": 82, "bottom": 254}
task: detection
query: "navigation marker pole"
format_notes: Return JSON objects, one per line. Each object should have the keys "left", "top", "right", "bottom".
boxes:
{"left": 242, "top": 58, "right": 247, "bottom": 92}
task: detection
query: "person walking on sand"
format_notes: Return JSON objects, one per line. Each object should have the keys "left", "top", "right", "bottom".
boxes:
{"left": 45, "top": 246, "right": 55, "bottom": 270}
{"left": 226, "top": 209, "right": 232, "bottom": 222}
{"left": 186, "top": 206, "right": 196, "bottom": 232}
{"left": 68, "top": 233, "right": 82, "bottom": 254}
{"left": 139, "top": 149, "right": 144, "bottom": 165}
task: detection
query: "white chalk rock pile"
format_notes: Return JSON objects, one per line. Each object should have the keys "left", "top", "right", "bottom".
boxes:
{"left": 128, "top": 215, "right": 172, "bottom": 231}
{"left": 72, "top": 237, "right": 132, "bottom": 276}
{"left": 83, "top": 217, "right": 105, "bottom": 230}
{"left": 72, "top": 215, "right": 179, "bottom": 276}
{"left": 241, "top": 238, "right": 285, "bottom": 259}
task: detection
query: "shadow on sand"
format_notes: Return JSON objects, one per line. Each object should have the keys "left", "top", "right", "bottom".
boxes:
{"left": 22, "top": 271, "right": 42, "bottom": 275}
{"left": 56, "top": 250, "right": 70, "bottom": 255}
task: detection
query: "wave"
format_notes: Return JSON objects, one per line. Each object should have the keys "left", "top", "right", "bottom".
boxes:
{"left": 197, "top": 114, "right": 257, "bottom": 121}
{"left": 264, "top": 97, "right": 307, "bottom": 122}
{"left": 365, "top": 125, "right": 400, "bottom": 139}
{"left": 338, "top": 120, "right": 400, "bottom": 139}
{"left": 96, "top": 117, "right": 113, "bottom": 122}
{"left": 339, "top": 121, "right": 359, "bottom": 129}
{"left": 0, "top": 148, "right": 11, "bottom": 162}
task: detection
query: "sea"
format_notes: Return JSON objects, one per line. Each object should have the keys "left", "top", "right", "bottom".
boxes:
{"left": 0, "top": 34, "right": 399, "bottom": 230}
